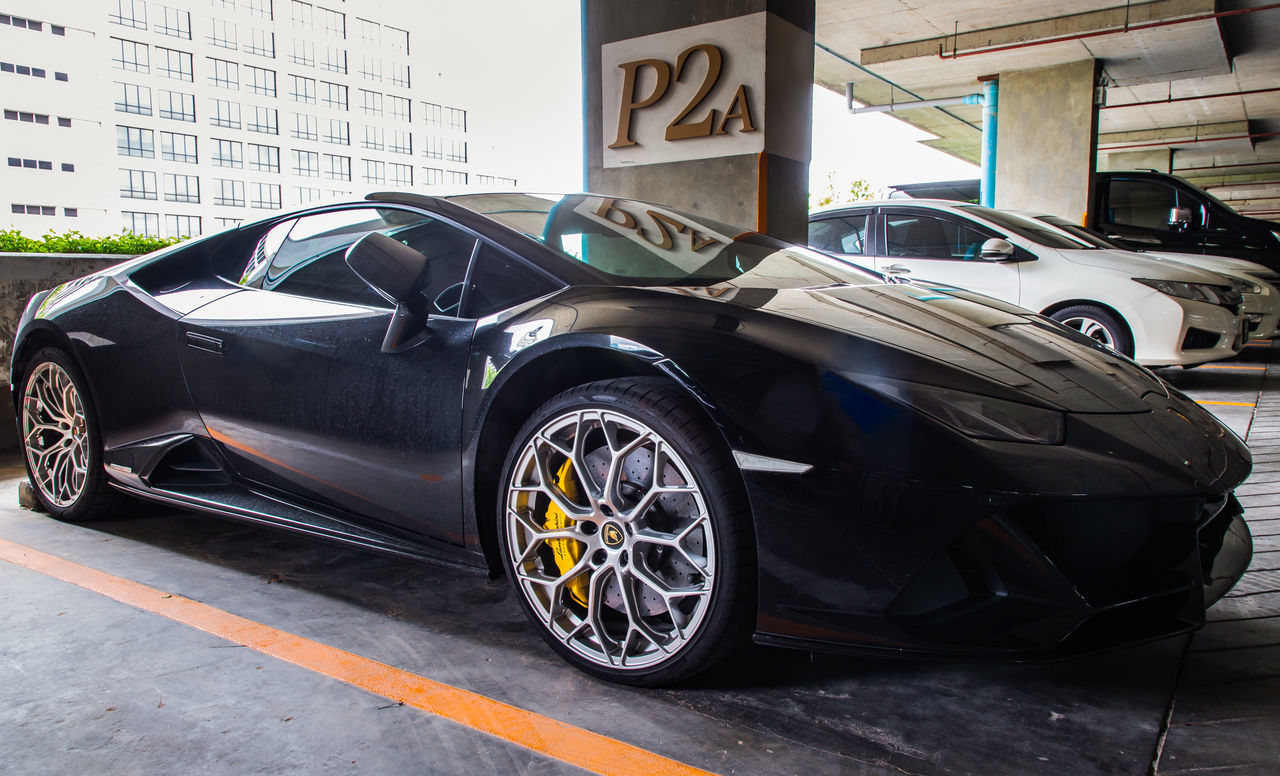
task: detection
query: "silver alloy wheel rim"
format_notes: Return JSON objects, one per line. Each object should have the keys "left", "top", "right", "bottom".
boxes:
{"left": 22, "top": 362, "right": 89, "bottom": 508}
{"left": 1061, "top": 316, "right": 1116, "bottom": 349}
{"left": 505, "top": 408, "right": 715, "bottom": 670}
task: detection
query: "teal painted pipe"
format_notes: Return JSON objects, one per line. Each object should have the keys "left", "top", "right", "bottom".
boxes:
{"left": 980, "top": 80, "right": 999, "bottom": 208}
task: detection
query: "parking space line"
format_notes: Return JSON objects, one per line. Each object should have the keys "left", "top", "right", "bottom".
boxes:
{"left": 1193, "top": 365, "right": 1268, "bottom": 371}
{"left": 1196, "top": 400, "right": 1258, "bottom": 407}
{"left": 0, "top": 537, "right": 715, "bottom": 776}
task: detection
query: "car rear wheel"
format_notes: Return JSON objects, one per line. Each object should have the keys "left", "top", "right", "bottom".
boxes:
{"left": 20, "top": 347, "right": 121, "bottom": 521}
{"left": 1049, "top": 304, "right": 1134, "bottom": 357}
{"left": 498, "top": 377, "right": 754, "bottom": 686}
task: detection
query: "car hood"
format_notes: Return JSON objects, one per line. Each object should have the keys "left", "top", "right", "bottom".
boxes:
{"left": 1138, "top": 251, "right": 1273, "bottom": 277}
{"left": 687, "top": 281, "right": 1163, "bottom": 413}
{"left": 1053, "top": 248, "right": 1234, "bottom": 284}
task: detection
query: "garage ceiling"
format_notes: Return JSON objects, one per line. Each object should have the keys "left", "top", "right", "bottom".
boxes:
{"left": 814, "top": 0, "right": 1280, "bottom": 220}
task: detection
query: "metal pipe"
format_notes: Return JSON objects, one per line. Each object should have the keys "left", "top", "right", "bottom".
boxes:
{"left": 939, "top": 2, "right": 1280, "bottom": 59}
{"left": 980, "top": 80, "right": 999, "bottom": 207}
{"left": 1176, "top": 160, "right": 1280, "bottom": 174}
{"left": 1103, "top": 87, "right": 1280, "bottom": 109}
{"left": 1103, "top": 130, "right": 1280, "bottom": 151}
{"left": 1204, "top": 180, "right": 1280, "bottom": 191}
{"left": 816, "top": 41, "right": 981, "bottom": 132}
{"left": 846, "top": 92, "right": 983, "bottom": 115}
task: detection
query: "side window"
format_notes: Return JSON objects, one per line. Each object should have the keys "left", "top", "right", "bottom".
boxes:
{"left": 808, "top": 214, "right": 869, "bottom": 255}
{"left": 464, "top": 244, "right": 561, "bottom": 318}
{"left": 239, "top": 207, "right": 476, "bottom": 313}
{"left": 885, "top": 214, "right": 993, "bottom": 260}
{"left": 1106, "top": 180, "right": 1203, "bottom": 230}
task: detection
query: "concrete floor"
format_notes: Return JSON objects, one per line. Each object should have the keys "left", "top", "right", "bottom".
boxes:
{"left": 1, "top": 347, "right": 1278, "bottom": 775}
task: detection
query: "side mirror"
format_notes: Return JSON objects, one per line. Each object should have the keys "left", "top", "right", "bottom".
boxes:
{"left": 345, "top": 232, "right": 432, "bottom": 353}
{"left": 1169, "top": 206, "right": 1192, "bottom": 230}
{"left": 979, "top": 238, "right": 1016, "bottom": 261}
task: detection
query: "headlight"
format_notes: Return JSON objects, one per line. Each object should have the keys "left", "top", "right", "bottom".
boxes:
{"left": 1133, "top": 278, "right": 1242, "bottom": 307}
{"left": 859, "top": 378, "right": 1065, "bottom": 445}
{"left": 1228, "top": 276, "right": 1262, "bottom": 295}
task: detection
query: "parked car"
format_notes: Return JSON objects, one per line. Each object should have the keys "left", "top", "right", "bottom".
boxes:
{"left": 808, "top": 200, "right": 1248, "bottom": 366}
{"left": 886, "top": 172, "right": 1280, "bottom": 269}
{"left": 14, "top": 192, "right": 1252, "bottom": 685}
{"left": 1027, "top": 213, "right": 1280, "bottom": 339}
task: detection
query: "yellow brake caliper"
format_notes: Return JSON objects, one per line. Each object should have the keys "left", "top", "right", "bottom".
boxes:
{"left": 545, "top": 459, "right": 590, "bottom": 607}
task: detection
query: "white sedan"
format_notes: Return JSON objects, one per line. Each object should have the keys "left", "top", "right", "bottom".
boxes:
{"left": 809, "top": 200, "right": 1248, "bottom": 367}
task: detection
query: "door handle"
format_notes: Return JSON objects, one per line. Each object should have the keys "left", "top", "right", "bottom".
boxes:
{"left": 884, "top": 264, "right": 912, "bottom": 275}
{"left": 186, "top": 331, "right": 224, "bottom": 355}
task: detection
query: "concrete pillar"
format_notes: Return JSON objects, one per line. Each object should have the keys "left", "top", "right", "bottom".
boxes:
{"left": 1102, "top": 149, "right": 1173, "bottom": 174}
{"left": 994, "top": 59, "right": 1101, "bottom": 223}
{"left": 584, "top": 1, "right": 814, "bottom": 243}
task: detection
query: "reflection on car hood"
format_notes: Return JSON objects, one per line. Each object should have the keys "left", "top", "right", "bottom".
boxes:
{"left": 700, "top": 281, "right": 1163, "bottom": 413}
{"left": 1055, "top": 248, "right": 1234, "bottom": 284}
{"left": 1139, "top": 251, "right": 1273, "bottom": 277}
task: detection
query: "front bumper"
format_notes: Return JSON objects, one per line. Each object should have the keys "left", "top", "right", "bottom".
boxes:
{"left": 1126, "top": 293, "right": 1246, "bottom": 366}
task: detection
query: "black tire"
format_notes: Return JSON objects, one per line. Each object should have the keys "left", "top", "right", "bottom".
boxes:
{"left": 1049, "top": 304, "right": 1135, "bottom": 357}
{"left": 18, "top": 347, "right": 122, "bottom": 522}
{"left": 497, "top": 377, "right": 755, "bottom": 686}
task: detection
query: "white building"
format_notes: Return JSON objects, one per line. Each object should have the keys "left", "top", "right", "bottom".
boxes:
{"left": 2, "top": 0, "right": 516, "bottom": 239}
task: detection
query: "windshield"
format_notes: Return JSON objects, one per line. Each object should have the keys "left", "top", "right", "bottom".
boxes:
{"left": 955, "top": 205, "right": 1097, "bottom": 250}
{"left": 445, "top": 193, "right": 882, "bottom": 289}
{"left": 1033, "top": 215, "right": 1128, "bottom": 250}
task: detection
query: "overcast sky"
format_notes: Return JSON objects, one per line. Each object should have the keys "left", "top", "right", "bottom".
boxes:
{"left": 443, "top": 2, "right": 978, "bottom": 198}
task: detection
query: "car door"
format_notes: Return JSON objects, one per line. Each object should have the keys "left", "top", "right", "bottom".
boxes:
{"left": 1098, "top": 176, "right": 1210, "bottom": 254}
{"left": 807, "top": 210, "right": 877, "bottom": 273}
{"left": 176, "top": 205, "right": 477, "bottom": 544}
{"left": 874, "top": 208, "right": 1022, "bottom": 305}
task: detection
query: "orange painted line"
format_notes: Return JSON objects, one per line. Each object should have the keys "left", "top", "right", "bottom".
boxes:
{"left": 1196, "top": 400, "right": 1257, "bottom": 407}
{"left": 0, "top": 537, "right": 715, "bottom": 776}
{"left": 1194, "top": 365, "right": 1267, "bottom": 371}
{"left": 1244, "top": 342, "right": 1274, "bottom": 347}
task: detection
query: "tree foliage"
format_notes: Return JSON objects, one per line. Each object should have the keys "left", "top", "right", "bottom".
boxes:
{"left": 811, "top": 175, "right": 877, "bottom": 209}
{"left": 0, "top": 229, "right": 182, "bottom": 255}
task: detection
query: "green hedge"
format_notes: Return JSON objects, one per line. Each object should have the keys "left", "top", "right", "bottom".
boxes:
{"left": 0, "top": 229, "right": 183, "bottom": 255}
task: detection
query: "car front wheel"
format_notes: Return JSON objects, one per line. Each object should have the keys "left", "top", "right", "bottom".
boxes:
{"left": 498, "top": 377, "right": 754, "bottom": 686}
{"left": 1049, "top": 304, "right": 1135, "bottom": 357}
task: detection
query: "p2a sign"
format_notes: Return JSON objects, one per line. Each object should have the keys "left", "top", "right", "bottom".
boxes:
{"left": 601, "top": 15, "right": 767, "bottom": 169}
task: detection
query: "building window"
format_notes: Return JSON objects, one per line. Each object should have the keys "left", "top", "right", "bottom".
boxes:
{"left": 361, "top": 124, "right": 384, "bottom": 151}
{"left": 385, "top": 26, "right": 409, "bottom": 56}
{"left": 245, "top": 0, "right": 273, "bottom": 20}
{"left": 291, "top": 149, "right": 320, "bottom": 176}
{"left": 389, "top": 61, "right": 410, "bottom": 89}
{"left": 389, "top": 129, "right": 411, "bottom": 155}
{"left": 358, "top": 18, "right": 379, "bottom": 45}
{"left": 160, "top": 130, "right": 197, "bottom": 163}
{"left": 247, "top": 105, "right": 278, "bottom": 134}
{"left": 289, "top": 74, "right": 316, "bottom": 103}
{"left": 362, "top": 158, "right": 384, "bottom": 184}
{"left": 209, "top": 19, "right": 237, "bottom": 50}
{"left": 290, "top": 37, "right": 315, "bottom": 66}
{"left": 317, "top": 6, "right": 344, "bottom": 38}
{"left": 389, "top": 95, "right": 410, "bottom": 122}
{"left": 359, "top": 55, "right": 382, "bottom": 82}
{"left": 320, "top": 45, "right": 346, "bottom": 74}
{"left": 248, "top": 143, "right": 279, "bottom": 172}
{"left": 4, "top": 110, "right": 49, "bottom": 124}
{"left": 154, "top": 5, "right": 190, "bottom": 39}
{"left": 323, "top": 153, "right": 350, "bottom": 181}
{"left": 421, "top": 135, "right": 442, "bottom": 160}
{"left": 61, "top": 163, "right": 74, "bottom": 172}
{"left": 291, "top": 112, "right": 318, "bottom": 140}
{"left": 158, "top": 90, "right": 196, "bottom": 122}
{"left": 10, "top": 204, "right": 58, "bottom": 216}
{"left": 448, "top": 107, "right": 467, "bottom": 132}
{"left": 323, "top": 118, "right": 349, "bottom": 145}
{"left": 116, "top": 125, "right": 155, "bottom": 158}
{"left": 210, "top": 98, "right": 241, "bottom": 129}
{"left": 123, "top": 211, "right": 160, "bottom": 236}
{"left": 290, "top": 1, "right": 313, "bottom": 28}
{"left": 359, "top": 89, "right": 382, "bottom": 116}
{"left": 212, "top": 138, "right": 243, "bottom": 168}
{"left": 58, "top": 117, "right": 71, "bottom": 127}
{"left": 213, "top": 178, "right": 245, "bottom": 207}
{"left": 54, "top": 72, "right": 68, "bottom": 82}
{"left": 388, "top": 162, "right": 411, "bottom": 186}
{"left": 109, "top": 0, "right": 147, "bottom": 29}
{"left": 164, "top": 173, "right": 200, "bottom": 203}
{"left": 320, "top": 81, "right": 347, "bottom": 110}
{"left": 293, "top": 186, "right": 321, "bottom": 205}
{"left": 216, "top": 216, "right": 243, "bottom": 228}
{"left": 245, "top": 65, "right": 276, "bottom": 97}
{"left": 209, "top": 58, "right": 239, "bottom": 90}
{"left": 156, "top": 47, "right": 194, "bottom": 81}
{"left": 422, "top": 102, "right": 441, "bottom": 127}
{"left": 246, "top": 28, "right": 275, "bottom": 58}
{"left": 446, "top": 170, "right": 468, "bottom": 185}
{"left": 114, "top": 82, "right": 152, "bottom": 116}
{"left": 447, "top": 140, "right": 467, "bottom": 163}
{"left": 120, "top": 169, "right": 157, "bottom": 199}
{"left": 251, "top": 182, "right": 281, "bottom": 209}
{"left": 112, "top": 38, "right": 149, "bottom": 72}
{"left": 64, "top": 207, "right": 77, "bottom": 217}
{"left": 52, "top": 25, "right": 65, "bottom": 36}
{"left": 166, "top": 214, "right": 201, "bottom": 237}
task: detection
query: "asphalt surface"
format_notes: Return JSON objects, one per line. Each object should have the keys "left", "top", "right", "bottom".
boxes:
{"left": 0, "top": 345, "right": 1277, "bottom": 776}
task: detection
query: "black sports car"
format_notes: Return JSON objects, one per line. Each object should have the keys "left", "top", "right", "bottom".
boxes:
{"left": 12, "top": 192, "right": 1254, "bottom": 685}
